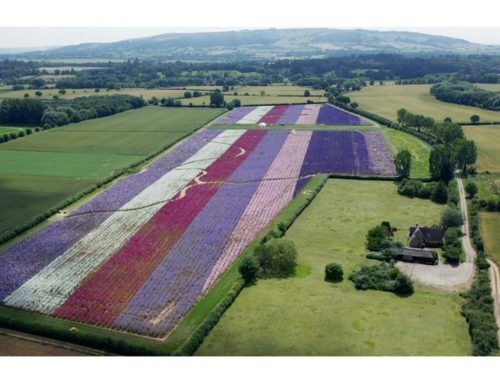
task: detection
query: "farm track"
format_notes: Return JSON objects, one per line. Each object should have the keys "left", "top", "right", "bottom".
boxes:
{"left": 487, "top": 259, "right": 500, "bottom": 342}
{"left": 0, "top": 327, "right": 113, "bottom": 356}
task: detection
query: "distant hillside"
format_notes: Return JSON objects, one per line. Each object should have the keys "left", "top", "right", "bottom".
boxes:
{"left": 13, "top": 28, "right": 500, "bottom": 61}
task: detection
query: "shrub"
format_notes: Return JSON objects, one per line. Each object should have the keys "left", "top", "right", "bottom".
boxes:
{"left": 255, "top": 238, "right": 298, "bottom": 278}
{"left": 441, "top": 207, "right": 463, "bottom": 228}
{"left": 349, "top": 262, "right": 414, "bottom": 296}
{"left": 393, "top": 274, "right": 414, "bottom": 295}
{"left": 325, "top": 263, "right": 343, "bottom": 282}
{"left": 238, "top": 256, "right": 260, "bottom": 284}
{"left": 465, "top": 182, "right": 478, "bottom": 198}
{"left": 430, "top": 181, "right": 448, "bottom": 204}
{"left": 366, "top": 225, "right": 388, "bottom": 251}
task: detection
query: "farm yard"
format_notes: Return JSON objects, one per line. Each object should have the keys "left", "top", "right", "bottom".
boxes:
{"left": 0, "top": 123, "right": 397, "bottom": 338}
{"left": 0, "top": 106, "right": 223, "bottom": 235}
{"left": 347, "top": 83, "right": 500, "bottom": 123}
{"left": 197, "top": 180, "right": 471, "bottom": 356}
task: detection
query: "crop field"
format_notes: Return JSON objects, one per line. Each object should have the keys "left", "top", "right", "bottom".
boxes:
{"left": 181, "top": 95, "right": 327, "bottom": 106}
{"left": 234, "top": 85, "right": 325, "bottom": 96}
{"left": 0, "top": 107, "right": 223, "bottom": 234}
{"left": 462, "top": 125, "right": 500, "bottom": 173}
{"left": 474, "top": 83, "right": 500, "bottom": 91}
{"left": 0, "top": 88, "right": 191, "bottom": 100}
{"left": 347, "top": 83, "right": 500, "bottom": 122}
{"left": 0, "top": 126, "right": 396, "bottom": 338}
{"left": 197, "top": 180, "right": 471, "bottom": 356}
{"left": 215, "top": 104, "right": 372, "bottom": 125}
{"left": 480, "top": 212, "right": 500, "bottom": 265}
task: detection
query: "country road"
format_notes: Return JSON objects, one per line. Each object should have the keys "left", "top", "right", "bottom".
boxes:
{"left": 487, "top": 259, "right": 500, "bottom": 342}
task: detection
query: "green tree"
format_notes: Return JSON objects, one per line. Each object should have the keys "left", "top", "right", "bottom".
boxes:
{"left": 325, "top": 263, "right": 343, "bottom": 282}
{"left": 394, "top": 150, "right": 412, "bottom": 178}
{"left": 366, "top": 225, "right": 388, "bottom": 251}
{"left": 441, "top": 207, "right": 464, "bottom": 228}
{"left": 454, "top": 139, "right": 477, "bottom": 174}
{"left": 304, "top": 90, "right": 311, "bottom": 97}
{"left": 184, "top": 91, "right": 192, "bottom": 98}
{"left": 210, "top": 89, "right": 225, "bottom": 107}
{"left": 35, "top": 91, "right": 43, "bottom": 97}
{"left": 429, "top": 144, "right": 455, "bottom": 182}
{"left": 255, "top": 238, "right": 298, "bottom": 278}
{"left": 465, "top": 182, "right": 478, "bottom": 198}
{"left": 238, "top": 256, "right": 260, "bottom": 284}
{"left": 430, "top": 181, "right": 448, "bottom": 204}
{"left": 470, "top": 114, "right": 480, "bottom": 123}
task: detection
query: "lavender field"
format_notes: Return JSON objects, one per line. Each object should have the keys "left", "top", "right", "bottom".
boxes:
{"left": 0, "top": 128, "right": 395, "bottom": 338}
{"left": 215, "top": 103, "right": 373, "bottom": 126}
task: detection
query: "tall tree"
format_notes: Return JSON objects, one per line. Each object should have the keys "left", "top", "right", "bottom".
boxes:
{"left": 454, "top": 139, "right": 477, "bottom": 174}
{"left": 429, "top": 144, "right": 455, "bottom": 182}
{"left": 394, "top": 150, "right": 412, "bottom": 178}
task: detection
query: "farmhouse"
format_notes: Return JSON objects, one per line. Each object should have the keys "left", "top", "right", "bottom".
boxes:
{"left": 390, "top": 246, "right": 439, "bottom": 265}
{"left": 408, "top": 224, "right": 444, "bottom": 248}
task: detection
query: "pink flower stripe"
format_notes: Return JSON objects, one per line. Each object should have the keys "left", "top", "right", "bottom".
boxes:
{"left": 296, "top": 104, "right": 321, "bottom": 124}
{"left": 55, "top": 130, "right": 267, "bottom": 326}
{"left": 258, "top": 105, "right": 289, "bottom": 124}
{"left": 201, "top": 130, "right": 313, "bottom": 293}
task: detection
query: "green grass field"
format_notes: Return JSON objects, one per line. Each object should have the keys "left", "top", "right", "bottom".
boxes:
{"left": 197, "top": 179, "right": 471, "bottom": 356}
{"left": 470, "top": 173, "right": 500, "bottom": 201}
{"left": 0, "top": 126, "right": 27, "bottom": 135}
{"left": 380, "top": 127, "right": 431, "bottom": 178}
{"left": 0, "top": 88, "right": 191, "bottom": 100}
{"left": 347, "top": 83, "right": 500, "bottom": 123}
{"left": 481, "top": 212, "right": 500, "bottom": 265}
{"left": 474, "top": 83, "right": 500, "bottom": 91}
{"left": 463, "top": 125, "right": 500, "bottom": 173}
{"left": 0, "top": 106, "right": 222, "bottom": 235}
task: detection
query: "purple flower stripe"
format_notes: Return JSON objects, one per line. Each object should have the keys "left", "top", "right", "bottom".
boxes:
{"left": 215, "top": 106, "right": 257, "bottom": 124}
{"left": 113, "top": 130, "right": 289, "bottom": 336}
{"left": 276, "top": 104, "right": 305, "bottom": 124}
{"left": 362, "top": 131, "right": 397, "bottom": 175}
{"left": 0, "top": 128, "right": 221, "bottom": 300}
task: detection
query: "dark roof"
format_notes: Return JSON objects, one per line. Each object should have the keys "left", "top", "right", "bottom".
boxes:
{"left": 409, "top": 226, "right": 444, "bottom": 243}
{"left": 390, "top": 246, "right": 437, "bottom": 259}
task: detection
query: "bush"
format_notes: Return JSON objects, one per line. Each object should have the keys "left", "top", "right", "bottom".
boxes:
{"left": 238, "top": 256, "right": 260, "bottom": 284}
{"left": 441, "top": 207, "right": 463, "bottom": 228}
{"left": 430, "top": 181, "right": 448, "bottom": 204}
{"left": 349, "top": 262, "right": 414, "bottom": 296}
{"left": 393, "top": 274, "right": 415, "bottom": 295}
{"left": 325, "top": 263, "right": 343, "bottom": 282}
{"left": 465, "top": 182, "right": 478, "bottom": 198}
{"left": 255, "top": 238, "right": 298, "bottom": 278}
{"left": 366, "top": 225, "right": 388, "bottom": 251}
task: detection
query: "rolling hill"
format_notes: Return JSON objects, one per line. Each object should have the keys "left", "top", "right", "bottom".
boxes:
{"left": 14, "top": 28, "right": 500, "bottom": 61}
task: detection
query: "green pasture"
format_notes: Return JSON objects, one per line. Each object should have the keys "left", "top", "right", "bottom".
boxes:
{"left": 463, "top": 125, "right": 500, "bottom": 173}
{"left": 197, "top": 179, "right": 471, "bottom": 356}
{"left": 347, "top": 83, "right": 500, "bottom": 123}
{"left": 480, "top": 212, "right": 500, "bottom": 265}
{"left": 0, "top": 106, "right": 223, "bottom": 235}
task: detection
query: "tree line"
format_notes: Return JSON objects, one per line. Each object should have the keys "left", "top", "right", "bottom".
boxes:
{"left": 430, "top": 82, "right": 500, "bottom": 111}
{"left": 0, "top": 95, "right": 146, "bottom": 132}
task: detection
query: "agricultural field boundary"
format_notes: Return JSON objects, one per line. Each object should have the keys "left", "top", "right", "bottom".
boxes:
{"left": 0, "top": 108, "right": 226, "bottom": 246}
{"left": 0, "top": 175, "right": 328, "bottom": 355}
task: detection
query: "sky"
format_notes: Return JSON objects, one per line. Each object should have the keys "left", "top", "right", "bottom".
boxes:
{"left": 1, "top": 0, "right": 499, "bottom": 48}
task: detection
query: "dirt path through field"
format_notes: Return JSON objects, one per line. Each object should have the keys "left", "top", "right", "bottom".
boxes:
{"left": 487, "top": 259, "right": 500, "bottom": 342}
{"left": 0, "top": 327, "right": 110, "bottom": 356}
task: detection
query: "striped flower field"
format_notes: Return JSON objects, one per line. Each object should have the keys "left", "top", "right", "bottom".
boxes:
{"left": 0, "top": 127, "right": 396, "bottom": 338}
{"left": 215, "top": 103, "right": 373, "bottom": 125}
